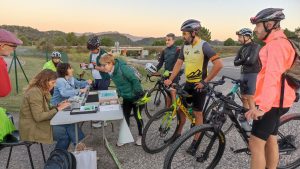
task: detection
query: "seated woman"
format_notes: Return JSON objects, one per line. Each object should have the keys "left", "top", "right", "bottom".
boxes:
{"left": 51, "top": 63, "right": 92, "bottom": 106}
{"left": 19, "top": 69, "right": 85, "bottom": 150}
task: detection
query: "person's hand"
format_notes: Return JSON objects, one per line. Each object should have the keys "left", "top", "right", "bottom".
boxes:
{"left": 194, "top": 82, "right": 204, "bottom": 90}
{"left": 245, "top": 108, "right": 265, "bottom": 121}
{"left": 80, "top": 88, "right": 87, "bottom": 93}
{"left": 95, "top": 65, "right": 105, "bottom": 72}
{"left": 57, "top": 101, "right": 71, "bottom": 111}
{"left": 86, "top": 79, "right": 93, "bottom": 85}
{"left": 152, "top": 72, "right": 160, "bottom": 76}
{"left": 164, "top": 79, "right": 172, "bottom": 87}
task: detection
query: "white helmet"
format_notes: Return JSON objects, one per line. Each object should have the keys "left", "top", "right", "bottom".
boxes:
{"left": 51, "top": 51, "right": 61, "bottom": 58}
{"left": 145, "top": 63, "right": 157, "bottom": 74}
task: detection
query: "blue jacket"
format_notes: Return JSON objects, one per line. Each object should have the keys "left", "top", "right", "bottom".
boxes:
{"left": 51, "top": 77, "right": 88, "bottom": 106}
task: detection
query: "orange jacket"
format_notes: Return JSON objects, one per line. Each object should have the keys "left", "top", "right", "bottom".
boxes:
{"left": 255, "top": 30, "right": 296, "bottom": 113}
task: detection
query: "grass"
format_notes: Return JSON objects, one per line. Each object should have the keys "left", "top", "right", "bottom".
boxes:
{"left": 0, "top": 56, "right": 92, "bottom": 112}
{"left": 0, "top": 55, "right": 155, "bottom": 112}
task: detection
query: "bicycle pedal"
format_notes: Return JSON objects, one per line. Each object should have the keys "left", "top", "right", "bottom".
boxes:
{"left": 230, "top": 147, "right": 249, "bottom": 154}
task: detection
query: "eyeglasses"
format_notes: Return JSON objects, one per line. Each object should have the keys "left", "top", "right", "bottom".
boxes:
{"left": 4, "top": 44, "right": 17, "bottom": 48}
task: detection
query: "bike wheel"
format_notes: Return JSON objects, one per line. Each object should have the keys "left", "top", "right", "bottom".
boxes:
{"left": 142, "top": 107, "right": 178, "bottom": 154}
{"left": 145, "top": 88, "right": 167, "bottom": 118}
{"left": 204, "top": 99, "right": 234, "bottom": 138}
{"left": 164, "top": 124, "right": 225, "bottom": 169}
{"left": 277, "top": 113, "right": 300, "bottom": 169}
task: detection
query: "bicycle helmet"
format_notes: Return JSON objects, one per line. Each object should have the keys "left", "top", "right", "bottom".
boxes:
{"left": 250, "top": 8, "right": 285, "bottom": 24}
{"left": 145, "top": 63, "right": 157, "bottom": 74}
{"left": 87, "top": 36, "right": 100, "bottom": 50}
{"left": 51, "top": 51, "right": 61, "bottom": 58}
{"left": 250, "top": 8, "right": 285, "bottom": 40}
{"left": 181, "top": 19, "right": 201, "bottom": 32}
{"left": 236, "top": 28, "right": 253, "bottom": 37}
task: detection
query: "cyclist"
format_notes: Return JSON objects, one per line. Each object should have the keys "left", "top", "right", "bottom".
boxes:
{"left": 164, "top": 19, "right": 223, "bottom": 154}
{"left": 43, "top": 51, "right": 62, "bottom": 72}
{"left": 234, "top": 28, "right": 261, "bottom": 110}
{"left": 155, "top": 33, "right": 182, "bottom": 107}
{"left": 86, "top": 36, "right": 110, "bottom": 128}
{"left": 245, "top": 8, "right": 296, "bottom": 169}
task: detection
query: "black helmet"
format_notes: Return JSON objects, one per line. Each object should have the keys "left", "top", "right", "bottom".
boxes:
{"left": 180, "top": 19, "right": 201, "bottom": 32}
{"left": 236, "top": 28, "right": 253, "bottom": 37}
{"left": 87, "top": 36, "right": 100, "bottom": 50}
{"left": 250, "top": 8, "right": 285, "bottom": 24}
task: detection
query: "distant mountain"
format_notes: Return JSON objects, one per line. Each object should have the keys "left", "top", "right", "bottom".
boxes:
{"left": 0, "top": 25, "right": 162, "bottom": 46}
{"left": 76, "top": 31, "right": 146, "bottom": 42}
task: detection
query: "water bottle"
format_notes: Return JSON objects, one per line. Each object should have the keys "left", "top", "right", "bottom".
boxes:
{"left": 239, "top": 115, "right": 252, "bottom": 132}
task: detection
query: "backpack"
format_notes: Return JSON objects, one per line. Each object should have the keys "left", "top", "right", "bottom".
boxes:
{"left": 119, "top": 64, "right": 142, "bottom": 82}
{"left": 44, "top": 149, "right": 76, "bottom": 169}
{"left": 283, "top": 39, "right": 300, "bottom": 89}
{"left": 280, "top": 39, "right": 300, "bottom": 107}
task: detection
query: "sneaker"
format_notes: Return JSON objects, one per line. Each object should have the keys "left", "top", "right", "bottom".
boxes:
{"left": 92, "top": 121, "right": 107, "bottom": 128}
{"left": 135, "top": 136, "right": 142, "bottom": 146}
{"left": 186, "top": 140, "right": 197, "bottom": 156}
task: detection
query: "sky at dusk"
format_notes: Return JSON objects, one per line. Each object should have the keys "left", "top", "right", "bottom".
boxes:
{"left": 1, "top": 0, "right": 300, "bottom": 40}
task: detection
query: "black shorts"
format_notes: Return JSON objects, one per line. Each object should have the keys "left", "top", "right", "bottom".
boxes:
{"left": 240, "top": 73, "right": 258, "bottom": 95}
{"left": 183, "top": 82, "right": 207, "bottom": 112}
{"left": 251, "top": 107, "right": 289, "bottom": 141}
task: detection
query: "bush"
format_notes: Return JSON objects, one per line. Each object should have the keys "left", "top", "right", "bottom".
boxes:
{"left": 223, "top": 38, "right": 236, "bottom": 46}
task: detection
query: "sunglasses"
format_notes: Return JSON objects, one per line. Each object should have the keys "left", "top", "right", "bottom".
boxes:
{"left": 4, "top": 44, "right": 17, "bottom": 48}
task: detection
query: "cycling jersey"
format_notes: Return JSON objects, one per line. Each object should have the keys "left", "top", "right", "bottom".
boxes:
{"left": 179, "top": 39, "right": 218, "bottom": 83}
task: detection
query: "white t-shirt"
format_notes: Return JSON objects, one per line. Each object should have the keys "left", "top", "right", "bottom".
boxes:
{"left": 91, "top": 53, "right": 102, "bottom": 79}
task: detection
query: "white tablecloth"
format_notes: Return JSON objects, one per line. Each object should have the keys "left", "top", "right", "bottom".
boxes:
{"left": 50, "top": 102, "right": 134, "bottom": 144}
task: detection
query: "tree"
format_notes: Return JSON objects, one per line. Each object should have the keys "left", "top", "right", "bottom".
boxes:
{"left": 152, "top": 40, "right": 165, "bottom": 46}
{"left": 294, "top": 27, "right": 300, "bottom": 38}
{"left": 101, "top": 37, "right": 114, "bottom": 47}
{"left": 284, "top": 28, "right": 296, "bottom": 38}
{"left": 223, "top": 38, "right": 236, "bottom": 46}
{"left": 175, "top": 39, "right": 184, "bottom": 46}
{"left": 37, "top": 38, "right": 54, "bottom": 51}
{"left": 18, "top": 35, "right": 30, "bottom": 46}
{"left": 77, "top": 34, "right": 88, "bottom": 46}
{"left": 66, "top": 32, "right": 78, "bottom": 46}
{"left": 53, "top": 36, "right": 67, "bottom": 46}
{"left": 198, "top": 27, "right": 211, "bottom": 42}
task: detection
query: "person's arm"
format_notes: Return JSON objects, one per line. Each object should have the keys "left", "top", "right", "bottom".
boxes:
{"left": 257, "top": 43, "right": 286, "bottom": 113}
{"left": 205, "top": 58, "right": 223, "bottom": 82}
{"left": 121, "top": 65, "right": 143, "bottom": 94}
{"left": 73, "top": 77, "right": 88, "bottom": 88}
{"left": 233, "top": 47, "right": 245, "bottom": 66}
{"left": 28, "top": 90, "right": 57, "bottom": 122}
{"left": 156, "top": 50, "right": 165, "bottom": 71}
{"left": 244, "top": 44, "right": 261, "bottom": 66}
{"left": 0, "top": 66, "right": 11, "bottom": 97}
{"left": 203, "top": 42, "right": 223, "bottom": 82}
{"left": 169, "top": 59, "right": 184, "bottom": 82}
{"left": 169, "top": 45, "right": 184, "bottom": 82}
{"left": 56, "top": 79, "right": 79, "bottom": 98}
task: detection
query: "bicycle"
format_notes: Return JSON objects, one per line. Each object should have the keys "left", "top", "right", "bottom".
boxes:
{"left": 142, "top": 76, "right": 243, "bottom": 154}
{"left": 203, "top": 76, "right": 244, "bottom": 138}
{"left": 144, "top": 72, "right": 172, "bottom": 118}
{"left": 142, "top": 83, "right": 194, "bottom": 154}
{"left": 164, "top": 79, "right": 300, "bottom": 169}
